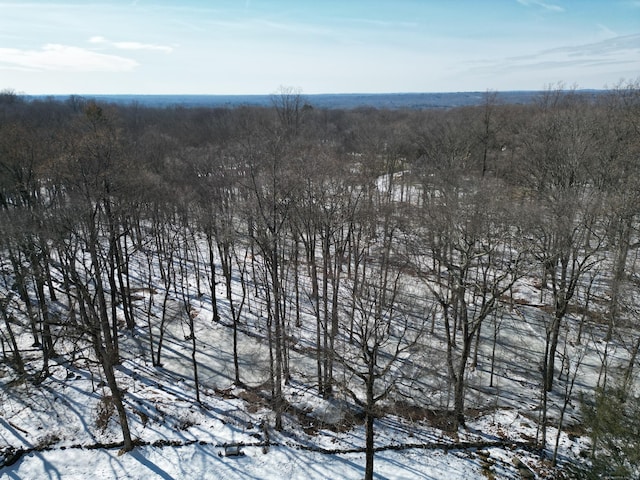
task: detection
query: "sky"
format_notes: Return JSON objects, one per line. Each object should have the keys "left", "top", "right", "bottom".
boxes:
{"left": 0, "top": 0, "right": 638, "bottom": 95}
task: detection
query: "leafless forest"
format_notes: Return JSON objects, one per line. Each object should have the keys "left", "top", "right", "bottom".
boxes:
{"left": 1, "top": 83, "right": 639, "bottom": 478}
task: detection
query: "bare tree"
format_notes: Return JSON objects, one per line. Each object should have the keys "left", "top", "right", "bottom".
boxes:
{"left": 271, "top": 86, "right": 307, "bottom": 138}
{"left": 241, "top": 115, "right": 299, "bottom": 430}
{"left": 519, "top": 88, "right": 605, "bottom": 392}
{"left": 337, "top": 226, "right": 423, "bottom": 480}
{"left": 50, "top": 102, "right": 135, "bottom": 451}
{"left": 410, "top": 111, "right": 528, "bottom": 429}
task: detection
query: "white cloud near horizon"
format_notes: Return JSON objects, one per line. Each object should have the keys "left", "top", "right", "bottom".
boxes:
{"left": 89, "top": 36, "right": 174, "bottom": 53}
{"left": 0, "top": 44, "right": 138, "bottom": 72}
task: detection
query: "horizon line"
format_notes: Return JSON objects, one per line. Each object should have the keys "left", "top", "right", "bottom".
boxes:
{"left": 22, "top": 88, "right": 609, "bottom": 97}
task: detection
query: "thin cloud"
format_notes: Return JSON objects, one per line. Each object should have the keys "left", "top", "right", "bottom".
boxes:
{"left": 545, "top": 33, "right": 640, "bottom": 59}
{"left": 89, "top": 36, "right": 174, "bottom": 53}
{"left": 252, "top": 19, "right": 335, "bottom": 37}
{"left": 516, "top": 0, "right": 565, "bottom": 12}
{"left": 0, "top": 44, "right": 138, "bottom": 72}
{"left": 342, "top": 17, "right": 419, "bottom": 29}
{"left": 597, "top": 24, "right": 618, "bottom": 38}
{"left": 470, "top": 34, "right": 640, "bottom": 76}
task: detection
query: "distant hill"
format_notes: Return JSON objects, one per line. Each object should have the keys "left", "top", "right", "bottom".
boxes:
{"left": 28, "top": 90, "right": 607, "bottom": 110}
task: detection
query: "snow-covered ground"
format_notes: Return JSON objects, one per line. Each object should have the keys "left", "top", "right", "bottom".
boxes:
{"left": 0, "top": 287, "right": 603, "bottom": 479}
{"left": 1, "top": 229, "right": 635, "bottom": 479}
{"left": 1, "top": 443, "right": 518, "bottom": 480}
{"left": 0, "top": 349, "right": 569, "bottom": 480}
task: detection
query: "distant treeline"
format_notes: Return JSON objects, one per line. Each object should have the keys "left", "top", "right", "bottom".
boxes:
{"left": 25, "top": 89, "right": 608, "bottom": 110}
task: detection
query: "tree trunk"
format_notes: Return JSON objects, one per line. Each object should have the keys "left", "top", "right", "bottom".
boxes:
{"left": 546, "top": 313, "right": 562, "bottom": 391}
{"left": 188, "top": 308, "right": 201, "bottom": 404}
{"left": 271, "top": 249, "right": 284, "bottom": 431}
{"left": 308, "top": 247, "right": 323, "bottom": 395}
{"left": 8, "top": 249, "right": 40, "bottom": 346}
{"left": 115, "top": 233, "right": 134, "bottom": 330}
{"left": 453, "top": 331, "right": 473, "bottom": 430}
{"left": 489, "top": 314, "right": 499, "bottom": 388}
{"left": 538, "top": 329, "right": 552, "bottom": 453}
{"left": 73, "top": 258, "right": 134, "bottom": 453}
{"left": 605, "top": 215, "right": 632, "bottom": 341}
{"left": 364, "top": 361, "right": 376, "bottom": 480}
{"left": 623, "top": 334, "right": 640, "bottom": 394}
{"left": 364, "top": 410, "right": 375, "bottom": 480}
{"left": 107, "top": 240, "right": 121, "bottom": 363}
{"left": 321, "top": 229, "right": 330, "bottom": 396}
{"left": 219, "top": 241, "right": 241, "bottom": 385}
{"left": 33, "top": 271, "right": 53, "bottom": 380}
{"left": 100, "top": 350, "right": 134, "bottom": 452}
{"left": 0, "top": 306, "right": 25, "bottom": 375}
{"left": 206, "top": 231, "right": 221, "bottom": 322}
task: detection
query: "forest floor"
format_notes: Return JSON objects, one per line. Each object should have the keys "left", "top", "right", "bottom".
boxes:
{"left": 0, "top": 266, "right": 630, "bottom": 479}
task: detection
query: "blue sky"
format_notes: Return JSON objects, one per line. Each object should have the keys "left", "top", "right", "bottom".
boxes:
{"left": 0, "top": 0, "right": 638, "bottom": 94}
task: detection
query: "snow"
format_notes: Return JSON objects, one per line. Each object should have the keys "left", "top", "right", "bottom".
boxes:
{"left": 7, "top": 445, "right": 491, "bottom": 480}
{"left": 1, "top": 197, "right": 636, "bottom": 480}
{"left": 0, "top": 327, "right": 593, "bottom": 480}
